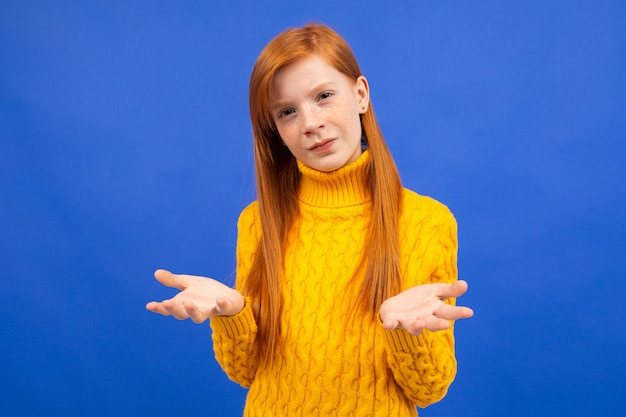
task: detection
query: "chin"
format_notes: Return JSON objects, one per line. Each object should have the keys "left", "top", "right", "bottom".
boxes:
{"left": 302, "top": 152, "right": 352, "bottom": 172}
{"left": 314, "top": 159, "right": 345, "bottom": 172}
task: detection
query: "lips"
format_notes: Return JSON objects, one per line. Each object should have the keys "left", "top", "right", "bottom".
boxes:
{"left": 310, "top": 138, "right": 336, "bottom": 152}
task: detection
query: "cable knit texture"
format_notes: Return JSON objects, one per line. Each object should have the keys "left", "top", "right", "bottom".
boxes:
{"left": 211, "top": 151, "right": 458, "bottom": 416}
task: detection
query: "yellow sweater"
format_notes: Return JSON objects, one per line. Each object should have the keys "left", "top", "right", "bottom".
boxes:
{"left": 211, "top": 151, "right": 459, "bottom": 416}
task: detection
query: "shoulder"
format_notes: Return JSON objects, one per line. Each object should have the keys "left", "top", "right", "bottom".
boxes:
{"left": 237, "top": 201, "right": 261, "bottom": 235}
{"left": 399, "top": 190, "right": 458, "bottom": 279}
{"left": 401, "top": 188, "right": 456, "bottom": 227}
{"left": 238, "top": 200, "right": 259, "bottom": 221}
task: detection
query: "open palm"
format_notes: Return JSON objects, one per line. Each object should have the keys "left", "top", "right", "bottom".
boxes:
{"left": 379, "top": 280, "right": 474, "bottom": 335}
{"left": 146, "top": 269, "right": 244, "bottom": 324}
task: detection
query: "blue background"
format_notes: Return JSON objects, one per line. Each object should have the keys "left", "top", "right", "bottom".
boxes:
{"left": 1, "top": 1, "right": 625, "bottom": 416}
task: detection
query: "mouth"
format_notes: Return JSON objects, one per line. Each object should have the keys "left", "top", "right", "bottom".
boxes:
{"left": 310, "top": 138, "right": 336, "bottom": 152}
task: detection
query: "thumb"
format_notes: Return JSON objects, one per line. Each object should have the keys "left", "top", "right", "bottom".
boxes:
{"left": 436, "top": 279, "right": 469, "bottom": 300}
{"left": 451, "top": 280, "right": 469, "bottom": 297}
{"left": 153, "top": 269, "right": 188, "bottom": 290}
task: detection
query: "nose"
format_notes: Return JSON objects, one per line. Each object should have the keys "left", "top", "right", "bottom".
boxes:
{"left": 301, "top": 105, "right": 323, "bottom": 134}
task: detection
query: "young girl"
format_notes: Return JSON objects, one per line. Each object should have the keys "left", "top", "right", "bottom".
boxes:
{"left": 147, "top": 23, "right": 473, "bottom": 416}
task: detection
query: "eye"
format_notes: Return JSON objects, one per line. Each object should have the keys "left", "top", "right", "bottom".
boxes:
{"left": 318, "top": 91, "right": 333, "bottom": 101}
{"left": 277, "top": 108, "right": 295, "bottom": 119}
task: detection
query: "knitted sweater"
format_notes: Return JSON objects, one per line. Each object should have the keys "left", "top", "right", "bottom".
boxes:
{"left": 210, "top": 151, "right": 459, "bottom": 416}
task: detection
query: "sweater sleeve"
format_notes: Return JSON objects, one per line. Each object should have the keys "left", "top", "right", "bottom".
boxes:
{"left": 383, "top": 196, "right": 459, "bottom": 407}
{"left": 209, "top": 202, "right": 262, "bottom": 388}
{"left": 210, "top": 298, "right": 259, "bottom": 387}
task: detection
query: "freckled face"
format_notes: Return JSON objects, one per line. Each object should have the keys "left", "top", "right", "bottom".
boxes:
{"left": 270, "top": 55, "right": 369, "bottom": 172}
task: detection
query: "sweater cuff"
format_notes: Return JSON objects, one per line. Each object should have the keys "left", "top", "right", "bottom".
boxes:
{"left": 209, "top": 297, "right": 257, "bottom": 337}
{"left": 383, "top": 326, "right": 433, "bottom": 353}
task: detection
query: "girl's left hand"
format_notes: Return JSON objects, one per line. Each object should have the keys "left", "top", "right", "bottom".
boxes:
{"left": 379, "top": 280, "right": 474, "bottom": 335}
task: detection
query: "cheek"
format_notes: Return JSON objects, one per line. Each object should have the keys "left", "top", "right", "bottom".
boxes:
{"left": 336, "top": 106, "right": 362, "bottom": 136}
{"left": 276, "top": 125, "right": 299, "bottom": 148}
{"left": 334, "top": 101, "right": 359, "bottom": 127}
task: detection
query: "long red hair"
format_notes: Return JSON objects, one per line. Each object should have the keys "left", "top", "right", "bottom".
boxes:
{"left": 246, "top": 23, "right": 403, "bottom": 366}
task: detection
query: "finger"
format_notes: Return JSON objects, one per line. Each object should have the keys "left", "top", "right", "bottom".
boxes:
{"left": 380, "top": 314, "right": 400, "bottom": 331}
{"left": 215, "top": 297, "right": 240, "bottom": 316}
{"left": 433, "top": 280, "right": 469, "bottom": 301}
{"left": 434, "top": 303, "right": 474, "bottom": 321}
{"left": 183, "top": 301, "right": 215, "bottom": 324}
{"left": 402, "top": 318, "right": 427, "bottom": 336}
{"left": 423, "top": 316, "right": 452, "bottom": 332}
{"left": 161, "top": 299, "right": 191, "bottom": 320}
{"left": 451, "top": 280, "right": 469, "bottom": 296}
{"left": 145, "top": 301, "right": 172, "bottom": 316}
{"left": 381, "top": 312, "right": 426, "bottom": 335}
{"left": 153, "top": 269, "right": 189, "bottom": 291}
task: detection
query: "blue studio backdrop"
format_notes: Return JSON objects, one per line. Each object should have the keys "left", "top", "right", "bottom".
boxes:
{"left": 1, "top": 1, "right": 625, "bottom": 416}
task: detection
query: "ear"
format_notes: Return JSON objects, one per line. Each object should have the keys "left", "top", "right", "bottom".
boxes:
{"left": 355, "top": 75, "right": 370, "bottom": 114}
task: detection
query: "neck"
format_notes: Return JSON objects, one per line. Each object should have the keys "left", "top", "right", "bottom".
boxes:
{"left": 296, "top": 151, "right": 371, "bottom": 208}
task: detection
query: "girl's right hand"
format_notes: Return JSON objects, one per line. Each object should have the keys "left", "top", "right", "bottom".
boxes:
{"left": 146, "top": 269, "right": 245, "bottom": 324}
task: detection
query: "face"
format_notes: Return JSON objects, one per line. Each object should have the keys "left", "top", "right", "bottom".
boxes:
{"left": 270, "top": 55, "right": 369, "bottom": 172}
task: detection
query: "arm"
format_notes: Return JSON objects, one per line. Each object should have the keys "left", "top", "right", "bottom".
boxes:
{"left": 209, "top": 202, "right": 263, "bottom": 387}
{"left": 210, "top": 298, "right": 259, "bottom": 387}
{"left": 380, "top": 204, "right": 473, "bottom": 407}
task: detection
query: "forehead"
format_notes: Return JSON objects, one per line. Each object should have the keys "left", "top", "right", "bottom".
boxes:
{"left": 271, "top": 55, "right": 351, "bottom": 100}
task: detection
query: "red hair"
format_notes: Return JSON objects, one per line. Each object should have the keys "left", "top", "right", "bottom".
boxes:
{"left": 246, "top": 23, "right": 403, "bottom": 366}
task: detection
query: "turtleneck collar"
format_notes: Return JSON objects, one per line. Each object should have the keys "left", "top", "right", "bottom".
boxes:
{"left": 296, "top": 150, "right": 371, "bottom": 208}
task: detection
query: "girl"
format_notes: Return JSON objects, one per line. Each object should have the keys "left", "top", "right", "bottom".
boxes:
{"left": 147, "top": 23, "right": 473, "bottom": 416}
